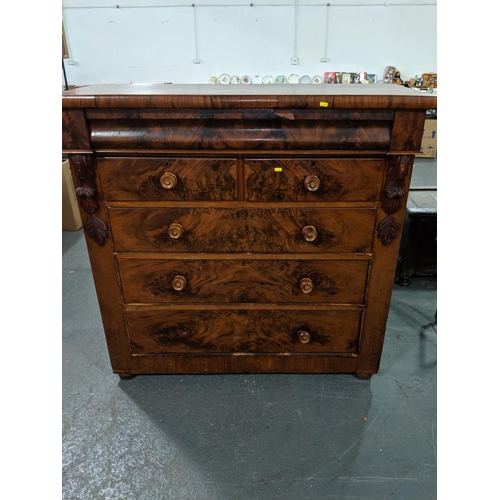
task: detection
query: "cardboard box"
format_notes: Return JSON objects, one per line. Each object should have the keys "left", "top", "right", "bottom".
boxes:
{"left": 417, "top": 118, "right": 437, "bottom": 158}
{"left": 62, "top": 159, "right": 83, "bottom": 230}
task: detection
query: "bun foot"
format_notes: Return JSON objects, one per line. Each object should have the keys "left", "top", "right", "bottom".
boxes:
{"left": 118, "top": 374, "right": 136, "bottom": 380}
{"left": 395, "top": 276, "right": 412, "bottom": 286}
{"left": 355, "top": 373, "right": 373, "bottom": 380}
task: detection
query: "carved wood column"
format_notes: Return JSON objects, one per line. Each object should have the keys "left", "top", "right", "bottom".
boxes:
{"left": 69, "top": 155, "right": 108, "bottom": 245}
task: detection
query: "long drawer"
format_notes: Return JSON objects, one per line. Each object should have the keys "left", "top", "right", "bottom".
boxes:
{"left": 98, "top": 157, "right": 237, "bottom": 201}
{"left": 108, "top": 207, "right": 377, "bottom": 253}
{"left": 126, "top": 307, "right": 362, "bottom": 354}
{"left": 245, "top": 158, "right": 384, "bottom": 202}
{"left": 118, "top": 258, "right": 369, "bottom": 304}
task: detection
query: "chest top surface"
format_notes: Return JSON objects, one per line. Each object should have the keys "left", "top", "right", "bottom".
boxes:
{"left": 62, "top": 84, "right": 437, "bottom": 110}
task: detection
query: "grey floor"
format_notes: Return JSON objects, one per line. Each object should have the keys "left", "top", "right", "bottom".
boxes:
{"left": 62, "top": 158, "right": 437, "bottom": 500}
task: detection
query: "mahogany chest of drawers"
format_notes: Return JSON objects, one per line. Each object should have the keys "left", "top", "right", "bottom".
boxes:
{"left": 62, "top": 84, "right": 436, "bottom": 379}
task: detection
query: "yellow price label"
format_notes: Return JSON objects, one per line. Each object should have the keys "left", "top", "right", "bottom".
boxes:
{"left": 274, "top": 167, "right": 283, "bottom": 172}
{"left": 319, "top": 101, "right": 329, "bottom": 107}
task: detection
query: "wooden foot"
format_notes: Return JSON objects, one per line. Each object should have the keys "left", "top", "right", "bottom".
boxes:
{"left": 355, "top": 373, "right": 373, "bottom": 380}
{"left": 395, "top": 276, "right": 412, "bottom": 286}
{"left": 118, "top": 374, "right": 136, "bottom": 380}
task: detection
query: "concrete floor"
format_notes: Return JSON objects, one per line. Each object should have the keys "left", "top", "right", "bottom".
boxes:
{"left": 62, "top": 227, "right": 437, "bottom": 500}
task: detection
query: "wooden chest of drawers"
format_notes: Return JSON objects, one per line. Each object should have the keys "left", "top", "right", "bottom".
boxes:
{"left": 62, "top": 84, "right": 436, "bottom": 379}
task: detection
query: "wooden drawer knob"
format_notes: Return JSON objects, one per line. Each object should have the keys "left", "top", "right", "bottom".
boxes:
{"left": 172, "top": 275, "right": 186, "bottom": 291}
{"left": 300, "top": 278, "right": 314, "bottom": 294}
{"left": 168, "top": 223, "right": 184, "bottom": 239}
{"left": 302, "top": 225, "right": 318, "bottom": 242}
{"left": 304, "top": 175, "right": 321, "bottom": 192}
{"left": 160, "top": 172, "right": 177, "bottom": 190}
{"left": 297, "top": 330, "right": 311, "bottom": 344}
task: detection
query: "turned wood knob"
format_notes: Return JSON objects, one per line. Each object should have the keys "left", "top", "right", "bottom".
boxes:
{"left": 172, "top": 275, "right": 186, "bottom": 291}
{"left": 160, "top": 172, "right": 177, "bottom": 190}
{"left": 304, "top": 175, "right": 321, "bottom": 192}
{"left": 297, "top": 330, "right": 311, "bottom": 344}
{"left": 302, "top": 225, "right": 318, "bottom": 242}
{"left": 300, "top": 278, "right": 314, "bottom": 294}
{"left": 168, "top": 223, "right": 184, "bottom": 239}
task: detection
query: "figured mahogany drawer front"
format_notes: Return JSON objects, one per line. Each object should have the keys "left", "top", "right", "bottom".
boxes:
{"left": 245, "top": 158, "right": 384, "bottom": 202}
{"left": 126, "top": 308, "right": 362, "bottom": 354}
{"left": 109, "top": 207, "right": 376, "bottom": 253}
{"left": 88, "top": 112, "right": 392, "bottom": 150}
{"left": 118, "top": 258, "right": 369, "bottom": 304}
{"left": 98, "top": 157, "right": 237, "bottom": 201}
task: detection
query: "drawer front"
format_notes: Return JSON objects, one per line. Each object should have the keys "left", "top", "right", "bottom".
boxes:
{"left": 89, "top": 112, "right": 392, "bottom": 150}
{"left": 109, "top": 207, "right": 376, "bottom": 253}
{"left": 126, "top": 308, "right": 362, "bottom": 354}
{"left": 245, "top": 158, "right": 384, "bottom": 202}
{"left": 118, "top": 259, "right": 369, "bottom": 304}
{"left": 98, "top": 157, "right": 237, "bottom": 201}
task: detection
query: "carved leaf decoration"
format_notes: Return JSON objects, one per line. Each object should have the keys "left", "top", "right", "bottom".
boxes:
{"left": 383, "top": 197, "right": 401, "bottom": 216}
{"left": 80, "top": 197, "right": 99, "bottom": 215}
{"left": 85, "top": 214, "right": 107, "bottom": 246}
{"left": 75, "top": 186, "right": 96, "bottom": 198}
{"left": 381, "top": 156, "right": 409, "bottom": 216}
{"left": 377, "top": 215, "right": 401, "bottom": 246}
{"left": 385, "top": 185, "right": 405, "bottom": 199}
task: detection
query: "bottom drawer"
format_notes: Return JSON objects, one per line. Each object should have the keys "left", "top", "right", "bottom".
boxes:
{"left": 126, "top": 307, "right": 362, "bottom": 355}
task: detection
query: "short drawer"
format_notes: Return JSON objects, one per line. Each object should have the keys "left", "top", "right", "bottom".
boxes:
{"left": 126, "top": 307, "right": 362, "bottom": 354}
{"left": 245, "top": 158, "right": 384, "bottom": 202}
{"left": 98, "top": 157, "right": 237, "bottom": 201}
{"left": 118, "top": 258, "right": 369, "bottom": 304}
{"left": 108, "top": 207, "right": 376, "bottom": 253}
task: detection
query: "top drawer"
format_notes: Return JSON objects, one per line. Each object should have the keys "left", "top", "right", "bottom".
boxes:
{"left": 245, "top": 158, "right": 384, "bottom": 202}
{"left": 98, "top": 157, "right": 237, "bottom": 202}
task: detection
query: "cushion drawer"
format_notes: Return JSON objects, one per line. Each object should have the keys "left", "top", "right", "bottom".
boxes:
{"left": 126, "top": 307, "right": 362, "bottom": 354}
{"left": 245, "top": 158, "right": 384, "bottom": 202}
{"left": 98, "top": 157, "right": 237, "bottom": 201}
{"left": 108, "top": 207, "right": 376, "bottom": 253}
{"left": 118, "top": 258, "right": 369, "bottom": 304}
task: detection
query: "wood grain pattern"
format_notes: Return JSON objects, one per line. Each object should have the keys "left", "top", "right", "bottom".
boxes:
{"left": 245, "top": 158, "right": 384, "bottom": 202}
{"left": 126, "top": 308, "right": 362, "bottom": 354}
{"left": 67, "top": 154, "right": 132, "bottom": 372}
{"left": 62, "top": 86, "right": 434, "bottom": 377}
{"left": 356, "top": 156, "right": 414, "bottom": 373}
{"left": 62, "top": 83, "right": 437, "bottom": 110}
{"left": 98, "top": 157, "right": 237, "bottom": 201}
{"left": 62, "top": 110, "right": 90, "bottom": 150}
{"left": 118, "top": 258, "right": 369, "bottom": 304}
{"left": 87, "top": 109, "right": 395, "bottom": 121}
{"left": 115, "top": 353, "right": 362, "bottom": 375}
{"left": 108, "top": 207, "right": 377, "bottom": 253}
{"left": 89, "top": 118, "right": 392, "bottom": 150}
{"left": 390, "top": 110, "right": 427, "bottom": 152}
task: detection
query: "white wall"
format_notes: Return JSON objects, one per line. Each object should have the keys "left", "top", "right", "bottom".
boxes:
{"left": 62, "top": 0, "right": 437, "bottom": 86}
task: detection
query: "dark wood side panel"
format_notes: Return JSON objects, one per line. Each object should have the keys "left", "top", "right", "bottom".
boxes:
{"left": 118, "top": 258, "right": 369, "bottom": 304}
{"left": 126, "top": 308, "right": 362, "bottom": 354}
{"left": 62, "top": 110, "right": 91, "bottom": 150}
{"left": 67, "top": 154, "right": 131, "bottom": 372}
{"left": 108, "top": 207, "right": 377, "bottom": 253}
{"left": 98, "top": 157, "right": 237, "bottom": 201}
{"left": 390, "top": 110, "right": 427, "bottom": 152}
{"left": 245, "top": 158, "right": 384, "bottom": 202}
{"left": 89, "top": 119, "right": 392, "bottom": 150}
{"left": 357, "top": 156, "right": 415, "bottom": 374}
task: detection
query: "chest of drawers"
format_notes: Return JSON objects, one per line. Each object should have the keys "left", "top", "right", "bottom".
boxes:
{"left": 62, "top": 84, "right": 436, "bottom": 379}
